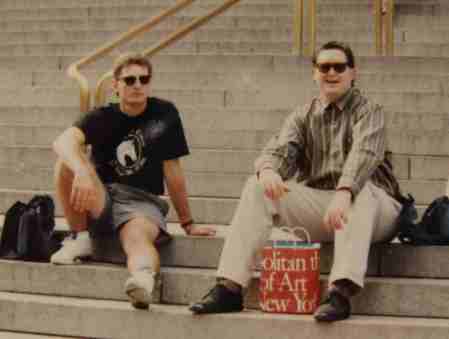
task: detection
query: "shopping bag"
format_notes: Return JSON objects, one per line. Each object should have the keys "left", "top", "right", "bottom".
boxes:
{"left": 259, "top": 227, "right": 320, "bottom": 314}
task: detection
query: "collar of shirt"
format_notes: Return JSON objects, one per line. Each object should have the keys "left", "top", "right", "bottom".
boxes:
{"left": 318, "top": 87, "right": 356, "bottom": 113}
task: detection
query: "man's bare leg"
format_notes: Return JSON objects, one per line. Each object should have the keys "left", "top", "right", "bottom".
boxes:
{"left": 51, "top": 159, "right": 106, "bottom": 264}
{"left": 120, "top": 217, "right": 161, "bottom": 309}
{"left": 54, "top": 160, "right": 87, "bottom": 232}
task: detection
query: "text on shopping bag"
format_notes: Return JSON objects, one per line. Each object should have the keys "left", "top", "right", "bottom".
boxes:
{"left": 259, "top": 245, "right": 320, "bottom": 314}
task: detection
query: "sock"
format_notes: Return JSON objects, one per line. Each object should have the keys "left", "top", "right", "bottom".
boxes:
{"left": 76, "top": 231, "right": 90, "bottom": 240}
{"left": 217, "top": 278, "right": 242, "bottom": 294}
{"left": 131, "top": 256, "right": 157, "bottom": 274}
{"left": 330, "top": 279, "right": 360, "bottom": 298}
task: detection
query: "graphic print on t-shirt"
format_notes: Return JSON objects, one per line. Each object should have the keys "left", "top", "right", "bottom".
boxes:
{"left": 111, "top": 128, "right": 147, "bottom": 176}
{"left": 109, "top": 119, "right": 167, "bottom": 177}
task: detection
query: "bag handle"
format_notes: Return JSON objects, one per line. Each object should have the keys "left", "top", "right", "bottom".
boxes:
{"left": 279, "top": 226, "right": 311, "bottom": 243}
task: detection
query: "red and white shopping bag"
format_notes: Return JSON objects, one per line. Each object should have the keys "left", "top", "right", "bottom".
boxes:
{"left": 259, "top": 227, "right": 320, "bottom": 314}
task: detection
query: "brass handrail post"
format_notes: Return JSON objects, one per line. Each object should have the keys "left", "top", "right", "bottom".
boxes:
{"left": 307, "top": 0, "right": 317, "bottom": 57}
{"left": 385, "top": 0, "right": 395, "bottom": 56}
{"left": 67, "top": 64, "right": 91, "bottom": 113}
{"left": 374, "top": 0, "right": 383, "bottom": 55}
{"left": 94, "top": 0, "right": 243, "bottom": 108}
{"left": 94, "top": 70, "right": 114, "bottom": 111}
{"left": 293, "top": 0, "right": 304, "bottom": 55}
{"left": 67, "top": 0, "right": 196, "bottom": 112}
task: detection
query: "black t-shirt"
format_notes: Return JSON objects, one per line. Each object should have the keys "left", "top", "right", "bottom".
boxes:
{"left": 74, "top": 97, "right": 189, "bottom": 195}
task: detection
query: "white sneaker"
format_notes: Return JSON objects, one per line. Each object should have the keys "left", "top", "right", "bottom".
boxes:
{"left": 125, "top": 269, "right": 157, "bottom": 309}
{"left": 50, "top": 231, "right": 93, "bottom": 265}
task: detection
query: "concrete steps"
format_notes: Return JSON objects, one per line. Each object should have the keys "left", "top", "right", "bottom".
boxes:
{"left": 0, "top": 104, "right": 446, "bottom": 138}
{"left": 2, "top": 85, "right": 449, "bottom": 113}
{"left": 1, "top": 41, "right": 449, "bottom": 58}
{"left": 0, "top": 158, "right": 443, "bottom": 203}
{"left": 0, "top": 111, "right": 447, "bottom": 148}
{"left": 3, "top": 26, "right": 449, "bottom": 46}
{"left": 0, "top": 15, "right": 291, "bottom": 32}
{"left": 0, "top": 332, "right": 74, "bottom": 339}
{"left": 0, "top": 112, "right": 445, "bottom": 153}
{"left": 0, "top": 3, "right": 293, "bottom": 21}
{"left": 0, "top": 218, "right": 446, "bottom": 278}
{"left": 0, "top": 260, "right": 448, "bottom": 319}
{"left": 0, "top": 189, "right": 236, "bottom": 224}
{"left": 0, "top": 188, "right": 431, "bottom": 224}
{"left": 0, "top": 1, "right": 446, "bottom": 57}
{"left": 0, "top": 147, "right": 412, "bottom": 176}
{"left": 1, "top": 70, "right": 446, "bottom": 94}
{"left": 0, "top": 112, "right": 447, "bottom": 153}
{"left": 3, "top": 54, "right": 449, "bottom": 73}
{"left": 0, "top": 292, "right": 448, "bottom": 339}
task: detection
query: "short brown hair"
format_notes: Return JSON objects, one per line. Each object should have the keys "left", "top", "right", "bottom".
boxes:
{"left": 312, "top": 41, "right": 355, "bottom": 68}
{"left": 113, "top": 53, "right": 153, "bottom": 79}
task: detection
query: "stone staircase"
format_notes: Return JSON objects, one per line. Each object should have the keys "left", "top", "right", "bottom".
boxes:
{"left": 0, "top": 0, "right": 448, "bottom": 338}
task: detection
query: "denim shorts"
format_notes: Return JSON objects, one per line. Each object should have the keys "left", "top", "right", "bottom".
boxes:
{"left": 88, "top": 183, "right": 171, "bottom": 244}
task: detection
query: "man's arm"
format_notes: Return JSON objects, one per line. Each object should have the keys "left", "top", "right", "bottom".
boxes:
{"left": 323, "top": 102, "right": 386, "bottom": 232}
{"left": 254, "top": 107, "right": 306, "bottom": 200}
{"left": 337, "top": 103, "right": 386, "bottom": 198}
{"left": 53, "top": 127, "right": 97, "bottom": 213}
{"left": 163, "top": 159, "right": 216, "bottom": 236}
{"left": 53, "top": 127, "right": 89, "bottom": 174}
{"left": 254, "top": 108, "right": 305, "bottom": 179}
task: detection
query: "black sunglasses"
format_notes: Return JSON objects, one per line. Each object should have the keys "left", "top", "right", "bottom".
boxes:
{"left": 119, "top": 75, "right": 151, "bottom": 86}
{"left": 316, "top": 63, "right": 348, "bottom": 74}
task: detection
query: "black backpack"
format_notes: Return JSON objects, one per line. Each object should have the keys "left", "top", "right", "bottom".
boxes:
{"left": 398, "top": 195, "right": 449, "bottom": 246}
{"left": 0, "top": 195, "right": 60, "bottom": 261}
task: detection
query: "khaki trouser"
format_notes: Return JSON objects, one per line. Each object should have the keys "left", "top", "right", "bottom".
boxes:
{"left": 217, "top": 175, "right": 401, "bottom": 288}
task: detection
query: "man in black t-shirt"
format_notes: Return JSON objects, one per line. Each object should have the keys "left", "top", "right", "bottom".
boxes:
{"left": 51, "top": 54, "right": 215, "bottom": 309}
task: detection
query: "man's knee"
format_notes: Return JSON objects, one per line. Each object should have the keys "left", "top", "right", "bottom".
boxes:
{"left": 351, "top": 183, "right": 378, "bottom": 213}
{"left": 120, "top": 217, "right": 160, "bottom": 245}
{"left": 244, "top": 175, "right": 265, "bottom": 196}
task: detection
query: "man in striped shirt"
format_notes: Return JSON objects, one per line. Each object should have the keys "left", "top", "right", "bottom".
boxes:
{"left": 190, "top": 41, "right": 402, "bottom": 322}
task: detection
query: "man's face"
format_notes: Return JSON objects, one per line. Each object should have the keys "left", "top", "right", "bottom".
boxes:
{"left": 113, "top": 64, "right": 151, "bottom": 107}
{"left": 313, "top": 49, "right": 356, "bottom": 103}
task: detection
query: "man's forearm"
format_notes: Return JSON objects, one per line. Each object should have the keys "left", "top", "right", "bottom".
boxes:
{"left": 166, "top": 176, "right": 192, "bottom": 223}
{"left": 337, "top": 148, "right": 383, "bottom": 199}
{"left": 164, "top": 160, "right": 192, "bottom": 224}
{"left": 254, "top": 109, "right": 305, "bottom": 180}
{"left": 53, "top": 127, "right": 90, "bottom": 175}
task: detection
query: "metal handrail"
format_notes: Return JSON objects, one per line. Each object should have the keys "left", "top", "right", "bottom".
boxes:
{"left": 308, "top": 0, "right": 316, "bottom": 57}
{"left": 67, "top": 0, "right": 241, "bottom": 112}
{"left": 385, "top": 0, "right": 395, "bottom": 55}
{"left": 67, "top": 0, "right": 195, "bottom": 112}
{"left": 374, "top": 0, "right": 395, "bottom": 56}
{"left": 293, "top": 0, "right": 394, "bottom": 57}
{"left": 95, "top": 0, "right": 242, "bottom": 108}
{"left": 292, "top": 0, "right": 316, "bottom": 56}
{"left": 293, "top": 0, "right": 304, "bottom": 55}
{"left": 374, "top": 0, "right": 383, "bottom": 55}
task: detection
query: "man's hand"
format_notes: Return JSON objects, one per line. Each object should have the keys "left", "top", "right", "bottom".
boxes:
{"left": 70, "top": 168, "right": 96, "bottom": 213}
{"left": 322, "top": 190, "right": 352, "bottom": 232}
{"left": 258, "top": 168, "right": 290, "bottom": 200}
{"left": 184, "top": 224, "right": 217, "bottom": 237}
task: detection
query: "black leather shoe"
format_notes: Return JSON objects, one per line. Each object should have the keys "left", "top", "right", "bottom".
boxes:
{"left": 189, "top": 284, "right": 244, "bottom": 314}
{"left": 313, "top": 290, "right": 351, "bottom": 322}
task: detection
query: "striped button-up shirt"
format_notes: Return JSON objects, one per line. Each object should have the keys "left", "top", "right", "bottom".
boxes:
{"left": 254, "top": 87, "right": 401, "bottom": 200}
